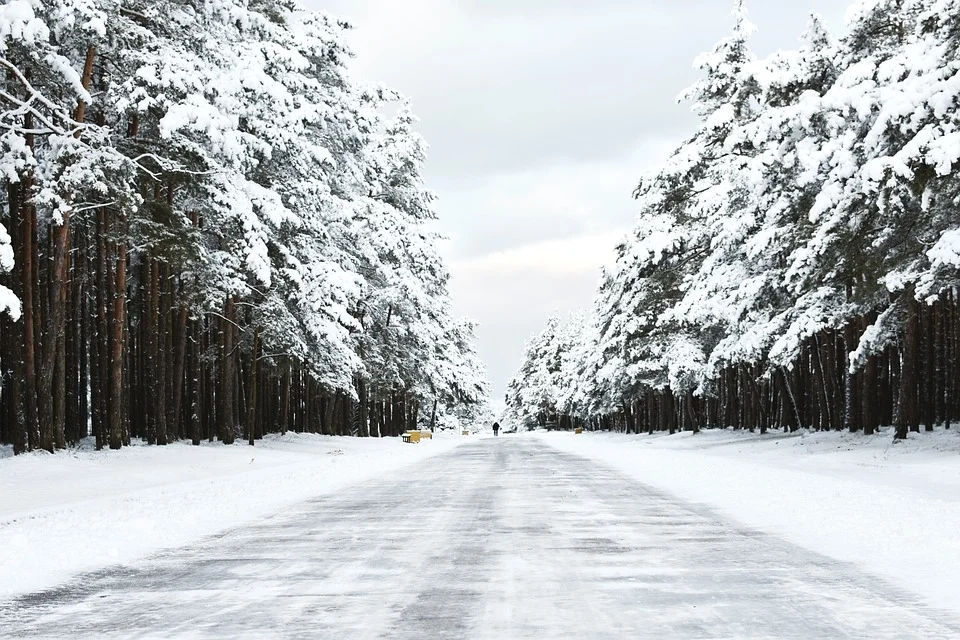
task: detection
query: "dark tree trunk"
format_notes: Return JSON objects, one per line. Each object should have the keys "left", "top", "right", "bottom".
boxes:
{"left": 5, "top": 183, "right": 26, "bottom": 453}
{"left": 280, "top": 366, "right": 291, "bottom": 436}
{"left": 219, "top": 296, "right": 237, "bottom": 444}
{"left": 812, "top": 334, "right": 831, "bottom": 431}
{"left": 844, "top": 320, "right": 860, "bottom": 433}
{"left": 22, "top": 174, "right": 41, "bottom": 451}
{"left": 924, "top": 302, "right": 936, "bottom": 431}
{"left": 147, "top": 257, "right": 163, "bottom": 444}
{"left": 170, "top": 298, "right": 189, "bottom": 439}
{"left": 156, "top": 261, "right": 170, "bottom": 443}
{"left": 862, "top": 350, "right": 879, "bottom": 437}
{"left": 190, "top": 317, "right": 202, "bottom": 446}
{"left": 109, "top": 227, "right": 127, "bottom": 450}
{"left": 897, "top": 293, "right": 920, "bottom": 439}
{"left": 246, "top": 326, "right": 260, "bottom": 446}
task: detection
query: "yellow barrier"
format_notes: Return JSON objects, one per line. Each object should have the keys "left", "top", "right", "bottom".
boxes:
{"left": 402, "top": 431, "right": 421, "bottom": 443}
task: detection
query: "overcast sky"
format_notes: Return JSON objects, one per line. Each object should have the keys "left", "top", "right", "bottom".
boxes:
{"left": 307, "top": 0, "right": 850, "bottom": 407}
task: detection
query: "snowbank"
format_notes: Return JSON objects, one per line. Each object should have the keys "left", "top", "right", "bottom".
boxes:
{"left": 0, "top": 433, "right": 462, "bottom": 598}
{"left": 539, "top": 427, "right": 960, "bottom": 615}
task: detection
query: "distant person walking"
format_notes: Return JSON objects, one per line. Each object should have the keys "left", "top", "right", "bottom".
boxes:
{"left": 492, "top": 422, "right": 500, "bottom": 437}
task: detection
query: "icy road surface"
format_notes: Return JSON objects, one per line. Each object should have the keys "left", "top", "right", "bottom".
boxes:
{"left": 2, "top": 437, "right": 958, "bottom": 639}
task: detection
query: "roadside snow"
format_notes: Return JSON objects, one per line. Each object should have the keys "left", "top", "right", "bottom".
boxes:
{"left": 0, "top": 433, "right": 463, "bottom": 599}
{"left": 539, "top": 427, "right": 960, "bottom": 615}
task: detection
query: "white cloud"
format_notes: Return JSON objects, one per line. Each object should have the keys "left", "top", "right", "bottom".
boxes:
{"left": 452, "top": 231, "right": 624, "bottom": 277}
{"left": 433, "top": 136, "right": 677, "bottom": 258}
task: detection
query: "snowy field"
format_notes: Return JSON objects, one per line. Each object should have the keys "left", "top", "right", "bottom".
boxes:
{"left": 0, "top": 433, "right": 463, "bottom": 599}
{"left": 539, "top": 427, "right": 960, "bottom": 615}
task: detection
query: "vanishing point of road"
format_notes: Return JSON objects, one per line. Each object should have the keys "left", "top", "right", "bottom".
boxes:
{"left": 2, "top": 437, "right": 958, "bottom": 639}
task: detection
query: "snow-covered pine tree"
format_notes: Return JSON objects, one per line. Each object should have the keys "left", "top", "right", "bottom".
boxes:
{"left": 0, "top": 0, "right": 488, "bottom": 453}
{"left": 512, "top": 0, "right": 960, "bottom": 440}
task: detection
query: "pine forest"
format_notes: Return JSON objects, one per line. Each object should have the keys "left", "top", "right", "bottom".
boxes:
{"left": 0, "top": 0, "right": 489, "bottom": 454}
{"left": 507, "top": 0, "right": 960, "bottom": 440}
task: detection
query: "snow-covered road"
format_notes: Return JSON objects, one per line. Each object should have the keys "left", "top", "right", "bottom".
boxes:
{"left": 2, "top": 437, "right": 958, "bottom": 639}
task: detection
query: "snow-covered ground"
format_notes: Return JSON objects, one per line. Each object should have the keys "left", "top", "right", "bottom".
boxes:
{"left": 8, "top": 437, "right": 958, "bottom": 638}
{"left": 5, "top": 425, "right": 959, "bottom": 626}
{"left": 538, "top": 427, "right": 960, "bottom": 615}
{"left": 0, "top": 433, "right": 463, "bottom": 599}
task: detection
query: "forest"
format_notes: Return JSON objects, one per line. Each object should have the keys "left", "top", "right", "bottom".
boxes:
{"left": 507, "top": 0, "right": 960, "bottom": 440}
{"left": 0, "top": 0, "right": 489, "bottom": 454}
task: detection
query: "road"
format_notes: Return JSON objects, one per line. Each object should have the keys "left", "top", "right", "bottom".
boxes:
{"left": 2, "top": 437, "right": 958, "bottom": 639}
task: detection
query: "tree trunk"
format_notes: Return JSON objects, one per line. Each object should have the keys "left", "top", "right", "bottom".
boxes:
{"left": 843, "top": 321, "right": 860, "bottom": 432}
{"left": 812, "top": 334, "right": 831, "bottom": 431}
{"left": 65, "top": 214, "right": 83, "bottom": 443}
{"left": 190, "top": 316, "right": 202, "bottom": 446}
{"left": 5, "top": 183, "right": 26, "bottom": 453}
{"left": 280, "top": 365, "right": 291, "bottom": 436}
{"left": 109, "top": 226, "right": 127, "bottom": 450}
{"left": 156, "top": 260, "right": 170, "bottom": 443}
{"left": 246, "top": 326, "right": 260, "bottom": 446}
{"left": 862, "top": 352, "right": 878, "bottom": 436}
{"left": 924, "top": 303, "right": 936, "bottom": 431}
{"left": 170, "top": 297, "right": 189, "bottom": 438}
{"left": 219, "top": 296, "right": 236, "bottom": 444}
{"left": 22, "top": 174, "right": 41, "bottom": 451}
{"left": 897, "top": 292, "right": 920, "bottom": 439}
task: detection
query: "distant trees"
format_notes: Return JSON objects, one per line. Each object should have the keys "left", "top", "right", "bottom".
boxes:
{"left": 508, "top": 0, "right": 960, "bottom": 438}
{"left": 0, "top": 0, "right": 488, "bottom": 454}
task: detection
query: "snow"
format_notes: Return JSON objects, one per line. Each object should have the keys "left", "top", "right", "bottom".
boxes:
{"left": 0, "top": 1, "right": 48, "bottom": 51}
{"left": 5, "top": 437, "right": 958, "bottom": 637}
{"left": 0, "top": 284, "right": 19, "bottom": 321}
{"left": 0, "top": 433, "right": 463, "bottom": 599}
{"left": 538, "top": 427, "right": 960, "bottom": 615}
